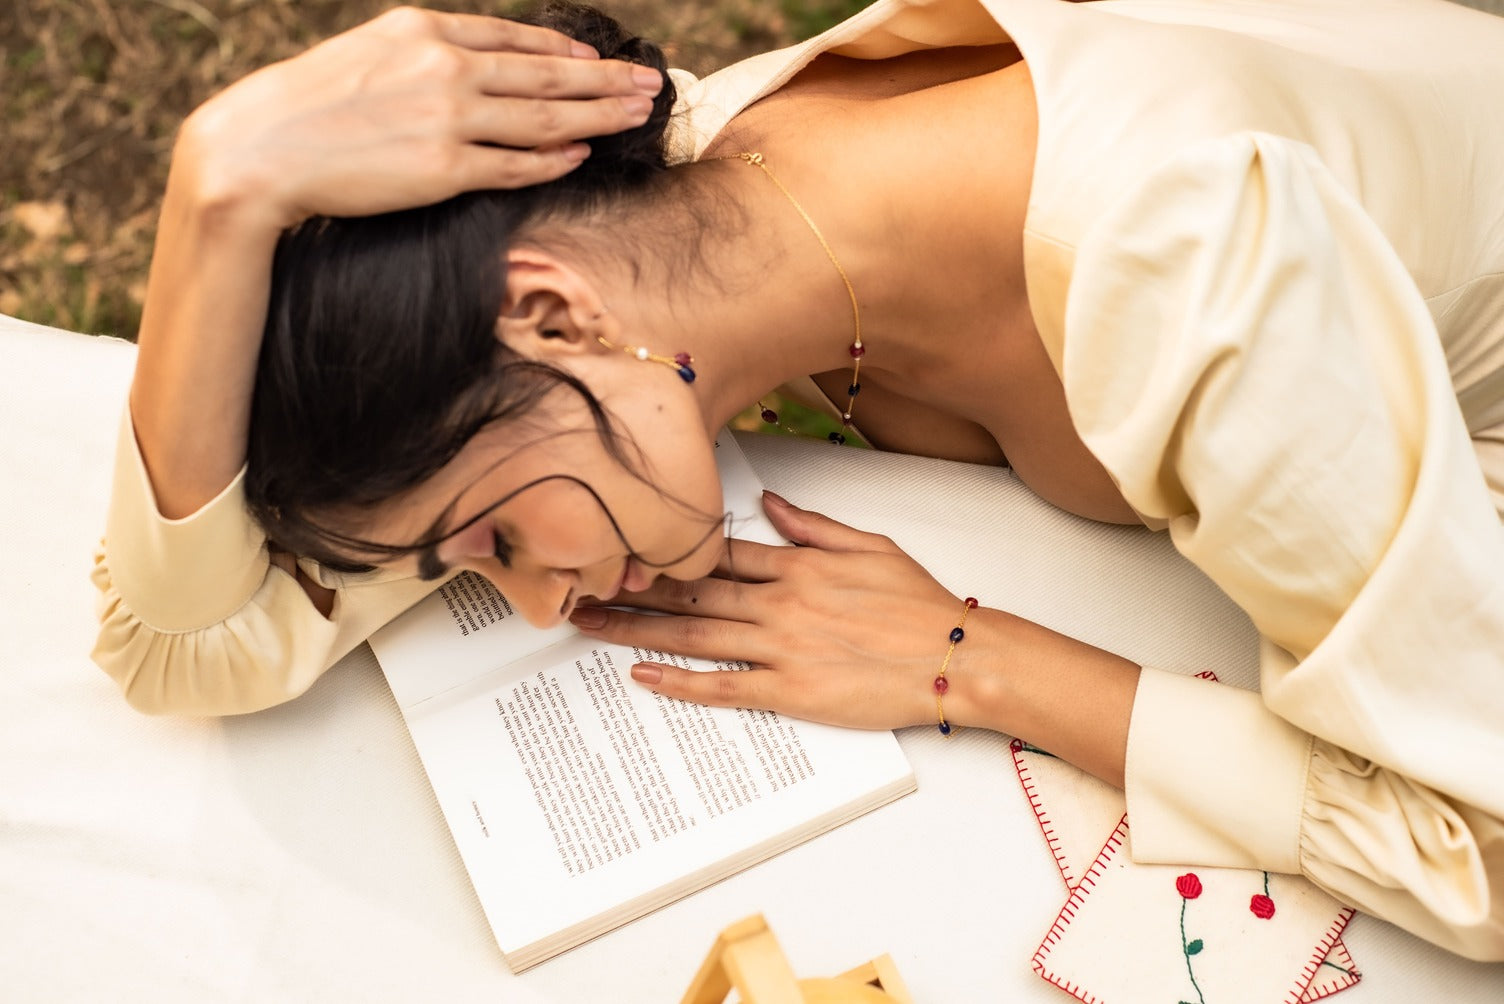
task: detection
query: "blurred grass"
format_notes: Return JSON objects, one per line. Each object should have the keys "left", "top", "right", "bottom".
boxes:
{"left": 0, "top": 0, "right": 871, "bottom": 340}
{"left": 1, "top": 0, "right": 874, "bottom": 440}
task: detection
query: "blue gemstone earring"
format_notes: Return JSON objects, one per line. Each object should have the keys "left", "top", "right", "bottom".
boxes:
{"left": 596, "top": 335, "right": 696, "bottom": 383}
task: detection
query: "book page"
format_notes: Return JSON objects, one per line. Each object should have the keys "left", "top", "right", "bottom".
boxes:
{"left": 400, "top": 631, "right": 912, "bottom": 963}
{"left": 370, "top": 432, "right": 914, "bottom": 967}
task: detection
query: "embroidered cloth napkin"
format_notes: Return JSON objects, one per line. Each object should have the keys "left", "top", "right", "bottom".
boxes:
{"left": 1011, "top": 675, "right": 1361, "bottom": 1004}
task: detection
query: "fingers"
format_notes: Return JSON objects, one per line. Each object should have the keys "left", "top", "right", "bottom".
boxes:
{"left": 362, "top": 8, "right": 668, "bottom": 183}
{"left": 594, "top": 539, "right": 790, "bottom": 618}
{"left": 570, "top": 605, "right": 773, "bottom": 665}
{"left": 710, "top": 537, "right": 787, "bottom": 582}
{"left": 453, "top": 143, "right": 594, "bottom": 191}
{"left": 630, "top": 663, "right": 777, "bottom": 712}
{"left": 388, "top": 8, "right": 590, "bottom": 58}
{"left": 459, "top": 41, "right": 666, "bottom": 150}
{"left": 610, "top": 570, "right": 762, "bottom": 616}
{"left": 761, "top": 491, "right": 900, "bottom": 553}
{"left": 456, "top": 93, "right": 657, "bottom": 147}
{"left": 472, "top": 50, "right": 662, "bottom": 99}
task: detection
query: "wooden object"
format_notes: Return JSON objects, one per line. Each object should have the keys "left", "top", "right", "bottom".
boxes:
{"left": 680, "top": 914, "right": 914, "bottom": 1004}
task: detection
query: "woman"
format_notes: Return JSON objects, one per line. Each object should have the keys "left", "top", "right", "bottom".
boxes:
{"left": 93, "top": 0, "right": 1504, "bottom": 960}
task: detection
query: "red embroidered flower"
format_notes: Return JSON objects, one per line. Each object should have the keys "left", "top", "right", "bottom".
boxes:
{"left": 1250, "top": 893, "right": 1276, "bottom": 919}
{"left": 1176, "top": 873, "right": 1207, "bottom": 1003}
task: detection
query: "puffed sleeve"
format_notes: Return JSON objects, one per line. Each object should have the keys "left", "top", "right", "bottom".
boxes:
{"left": 1059, "top": 132, "right": 1504, "bottom": 959}
{"left": 90, "top": 409, "right": 438, "bottom": 716}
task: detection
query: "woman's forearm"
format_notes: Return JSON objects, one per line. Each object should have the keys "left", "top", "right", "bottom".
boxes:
{"left": 952, "top": 607, "right": 1141, "bottom": 788}
{"left": 129, "top": 124, "right": 284, "bottom": 520}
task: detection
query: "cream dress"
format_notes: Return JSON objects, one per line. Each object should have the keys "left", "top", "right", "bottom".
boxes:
{"left": 92, "top": 0, "right": 1504, "bottom": 959}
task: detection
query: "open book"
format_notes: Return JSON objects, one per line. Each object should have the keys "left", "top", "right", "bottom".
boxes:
{"left": 368, "top": 432, "right": 915, "bottom": 972}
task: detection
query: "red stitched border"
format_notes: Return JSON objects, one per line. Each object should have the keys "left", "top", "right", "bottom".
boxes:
{"left": 1031, "top": 811, "right": 1359, "bottom": 1004}
{"left": 1031, "top": 815, "right": 1130, "bottom": 1003}
{"left": 1016, "top": 672, "right": 1362, "bottom": 1002}
{"left": 1009, "top": 737, "right": 1079, "bottom": 888}
{"left": 1283, "top": 908, "right": 1358, "bottom": 1004}
{"left": 1301, "top": 933, "right": 1362, "bottom": 1000}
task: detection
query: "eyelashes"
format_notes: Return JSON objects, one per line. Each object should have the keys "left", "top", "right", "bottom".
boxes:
{"left": 491, "top": 530, "right": 514, "bottom": 569}
{"left": 416, "top": 548, "right": 448, "bottom": 582}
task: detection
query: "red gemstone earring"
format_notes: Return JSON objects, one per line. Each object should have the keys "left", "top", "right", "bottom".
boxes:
{"left": 596, "top": 335, "right": 696, "bottom": 383}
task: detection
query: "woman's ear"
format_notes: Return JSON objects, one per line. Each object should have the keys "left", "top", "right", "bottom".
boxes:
{"left": 495, "top": 248, "right": 618, "bottom": 359}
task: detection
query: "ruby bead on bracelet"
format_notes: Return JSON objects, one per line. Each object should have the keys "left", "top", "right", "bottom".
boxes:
{"left": 934, "top": 597, "right": 978, "bottom": 737}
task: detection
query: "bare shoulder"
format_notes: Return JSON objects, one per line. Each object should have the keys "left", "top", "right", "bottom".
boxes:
{"left": 788, "top": 43, "right": 1022, "bottom": 100}
{"left": 776, "top": 43, "right": 1023, "bottom": 103}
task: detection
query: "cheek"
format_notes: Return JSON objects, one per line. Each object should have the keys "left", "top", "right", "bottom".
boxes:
{"left": 651, "top": 480, "right": 727, "bottom": 575}
{"left": 518, "top": 492, "right": 622, "bottom": 567}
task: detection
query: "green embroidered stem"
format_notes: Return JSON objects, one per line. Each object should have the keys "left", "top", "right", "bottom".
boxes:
{"left": 1018, "top": 742, "right": 1057, "bottom": 758}
{"left": 1319, "top": 959, "right": 1354, "bottom": 976}
{"left": 1263, "top": 871, "right": 1270, "bottom": 896}
{"left": 1180, "top": 899, "right": 1206, "bottom": 1004}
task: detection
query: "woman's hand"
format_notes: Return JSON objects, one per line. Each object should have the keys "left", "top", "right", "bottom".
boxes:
{"left": 569, "top": 490, "right": 1142, "bottom": 786}
{"left": 568, "top": 491, "right": 982, "bottom": 731}
{"left": 175, "top": 5, "right": 665, "bottom": 229}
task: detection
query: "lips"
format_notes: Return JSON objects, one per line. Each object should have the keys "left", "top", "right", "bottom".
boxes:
{"left": 622, "top": 557, "right": 655, "bottom": 593}
{"left": 594, "top": 556, "right": 655, "bottom": 604}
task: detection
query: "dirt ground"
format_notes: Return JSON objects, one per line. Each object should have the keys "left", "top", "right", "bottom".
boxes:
{"left": 1, "top": 0, "right": 863, "bottom": 339}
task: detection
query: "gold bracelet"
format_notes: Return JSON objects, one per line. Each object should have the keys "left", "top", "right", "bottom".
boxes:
{"left": 934, "top": 597, "right": 978, "bottom": 738}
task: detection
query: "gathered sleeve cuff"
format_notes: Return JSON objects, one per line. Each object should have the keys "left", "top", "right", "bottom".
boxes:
{"left": 1061, "top": 131, "right": 1504, "bottom": 959}
{"left": 91, "top": 409, "right": 436, "bottom": 716}
{"left": 1130, "top": 668, "right": 1504, "bottom": 959}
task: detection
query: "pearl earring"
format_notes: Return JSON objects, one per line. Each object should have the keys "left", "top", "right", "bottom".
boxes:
{"left": 595, "top": 335, "right": 696, "bottom": 383}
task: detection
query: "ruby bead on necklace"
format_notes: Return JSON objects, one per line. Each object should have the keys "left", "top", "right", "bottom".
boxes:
{"left": 729, "top": 151, "right": 865, "bottom": 446}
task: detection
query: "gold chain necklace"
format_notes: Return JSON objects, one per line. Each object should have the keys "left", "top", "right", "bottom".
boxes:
{"left": 731, "top": 152, "right": 864, "bottom": 445}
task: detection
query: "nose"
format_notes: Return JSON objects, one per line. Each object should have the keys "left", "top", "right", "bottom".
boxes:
{"left": 477, "top": 565, "right": 575, "bottom": 629}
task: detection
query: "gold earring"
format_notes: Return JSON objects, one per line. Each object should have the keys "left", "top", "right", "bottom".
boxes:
{"left": 595, "top": 336, "right": 696, "bottom": 383}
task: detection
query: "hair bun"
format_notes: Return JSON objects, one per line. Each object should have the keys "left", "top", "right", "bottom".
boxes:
{"left": 518, "top": 2, "right": 676, "bottom": 178}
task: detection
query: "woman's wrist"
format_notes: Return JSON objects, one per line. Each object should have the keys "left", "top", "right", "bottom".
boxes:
{"left": 168, "top": 108, "right": 299, "bottom": 236}
{"left": 943, "top": 605, "right": 1141, "bottom": 788}
{"left": 940, "top": 605, "right": 1018, "bottom": 733}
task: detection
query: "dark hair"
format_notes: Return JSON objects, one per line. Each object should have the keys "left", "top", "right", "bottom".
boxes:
{"left": 245, "top": 2, "right": 682, "bottom": 572}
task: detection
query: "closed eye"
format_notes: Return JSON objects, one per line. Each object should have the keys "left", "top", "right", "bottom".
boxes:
{"left": 414, "top": 527, "right": 513, "bottom": 581}
{"left": 492, "top": 530, "right": 514, "bottom": 569}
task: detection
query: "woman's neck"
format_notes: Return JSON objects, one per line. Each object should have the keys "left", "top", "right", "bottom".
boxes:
{"left": 592, "top": 57, "right": 1038, "bottom": 439}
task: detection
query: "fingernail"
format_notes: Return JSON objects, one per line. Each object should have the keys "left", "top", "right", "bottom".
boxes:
{"left": 561, "top": 143, "right": 590, "bottom": 164}
{"left": 570, "top": 41, "right": 599, "bottom": 59}
{"left": 631, "top": 664, "right": 663, "bottom": 685}
{"left": 620, "top": 94, "right": 653, "bottom": 118}
{"left": 763, "top": 490, "right": 792, "bottom": 508}
{"left": 631, "top": 65, "right": 664, "bottom": 94}
{"left": 570, "top": 606, "right": 607, "bottom": 629}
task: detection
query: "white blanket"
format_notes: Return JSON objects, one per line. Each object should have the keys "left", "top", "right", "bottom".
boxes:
{"left": 2, "top": 312, "right": 1499, "bottom": 1000}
